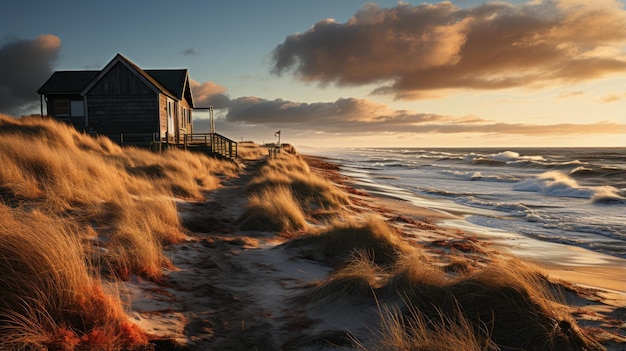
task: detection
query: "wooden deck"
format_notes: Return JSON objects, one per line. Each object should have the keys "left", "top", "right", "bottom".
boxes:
{"left": 112, "top": 132, "right": 238, "bottom": 159}
{"left": 181, "top": 133, "right": 238, "bottom": 159}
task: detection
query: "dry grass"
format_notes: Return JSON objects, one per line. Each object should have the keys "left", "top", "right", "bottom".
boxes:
{"left": 237, "top": 141, "right": 268, "bottom": 161}
{"left": 288, "top": 215, "right": 419, "bottom": 267}
{"left": 373, "top": 257, "right": 602, "bottom": 351}
{"left": 239, "top": 186, "right": 307, "bottom": 232}
{"left": 373, "top": 302, "right": 498, "bottom": 351}
{"left": 246, "top": 152, "right": 350, "bottom": 213}
{"left": 297, "top": 250, "right": 382, "bottom": 305}
{"left": 239, "top": 152, "right": 351, "bottom": 232}
{"left": 0, "top": 114, "right": 240, "bottom": 348}
{"left": 0, "top": 205, "right": 148, "bottom": 350}
{"left": 0, "top": 114, "right": 237, "bottom": 279}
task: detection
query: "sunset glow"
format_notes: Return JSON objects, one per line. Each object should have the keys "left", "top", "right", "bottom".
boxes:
{"left": 1, "top": 0, "right": 624, "bottom": 147}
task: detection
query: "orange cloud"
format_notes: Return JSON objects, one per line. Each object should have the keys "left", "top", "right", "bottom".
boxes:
{"left": 598, "top": 92, "right": 626, "bottom": 103}
{"left": 205, "top": 96, "right": 626, "bottom": 136}
{"left": 271, "top": 1, "right": 626, "bottom": 99}
{"left": 189, "top": 79, "right": 230, "bottom": 108}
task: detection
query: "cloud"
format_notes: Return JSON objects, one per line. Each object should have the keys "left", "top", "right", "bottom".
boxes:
{"left": 271, "top": 1, "right": 626, "bottom": 99}
{"left": 557, "top": 91, "right": 586, "bottom": 99}
{"left": 189, "top": 79, "right": 231, "bottom": 108}
{"left": 0, "top": 34, "right": 61, "bottom": 115}
{"left": 206, "top": 95, "right": 626, "bottom": 136}
{"left": 598, "top": 92, "right": 626, "bottom": 103}
{"left": 181, "top": 48, "right": 199, "bottom": 56}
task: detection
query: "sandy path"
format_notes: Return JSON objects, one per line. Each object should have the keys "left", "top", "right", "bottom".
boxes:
{"left": 127, "top": 158, "right": 345, "bottom": 350}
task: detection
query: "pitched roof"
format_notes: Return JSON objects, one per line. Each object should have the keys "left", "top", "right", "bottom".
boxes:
{"left": 37, "top": 54, "right": 192, "bottom": 104}
{"left": 145, "top": 69, "right": 188, "bottom": 100}
{"left": 37, "top": 71, "right": 100, "bottom": 94}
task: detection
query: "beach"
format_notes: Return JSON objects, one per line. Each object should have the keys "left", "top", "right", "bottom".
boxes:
{"left": 1, "top": 116, "right": 624, "bottom": 350}
{"left": 126, "top": 150, "right": 625, "bottom": 350}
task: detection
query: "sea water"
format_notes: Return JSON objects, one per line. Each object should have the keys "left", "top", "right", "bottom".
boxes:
{"left": 309, "top": 148, "right": 626, "bottom": 258}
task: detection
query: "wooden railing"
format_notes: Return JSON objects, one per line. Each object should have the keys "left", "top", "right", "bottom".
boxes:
{"left": 182, "top": 133, "right": 238, "bottom": 159}
{"left": 108, "top": 132, "right": 237, "bottom": 159}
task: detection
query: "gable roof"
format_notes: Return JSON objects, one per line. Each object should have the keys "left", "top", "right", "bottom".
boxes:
{"left": 37, "top": 54, "right": 194, "bottom": 106}
{"left": 37, "top": 71, "right": 100, "bottom": 94}
{"left": 145, "top": 69, "right": 187, "bottom": 99}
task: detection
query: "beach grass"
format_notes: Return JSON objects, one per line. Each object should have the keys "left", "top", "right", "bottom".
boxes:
{"left": 288, "top": 215, "right": 419, "bottom": 267}
{"left": 0, "top": 114, "right": 238, "bottom": 348}
{"left": 239, "top": 152, "right": 351, "bottom": 232}
{"left": 247, "top": 152, "right": 350, "bottom": 212}
{"left": 239, "top": 185, "right": 308, "bottom": 232}
{"left": 0, "top": 205, "right": 148, "bottom": 350}
{"left": 0, "top": 114, "right": 612, "bottom": 350}
{"left": 297, "top": 250, "right": 381, "bottom": 305}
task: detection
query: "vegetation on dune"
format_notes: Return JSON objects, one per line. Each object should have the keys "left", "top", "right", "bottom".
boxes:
{"left": 288, "top": 215, "right": 419, "bottom": 267}
{"left": 239, "top": 152, "right": 351, "bottom": 232}
{"left": 0, "top": 114, "right": 239, "bottom": 349}
{"left": 0, "top": 114, "right": 608, "bottom": 350}
{"left": 378, "top": 257, "right": 601, "bottom": 351}
{"left": 0, "top": 114, "right": 238, "bottom": 280}
{"left": 0, "top": 206, "right": 148, "bottom": 350}
{"left": 239, "top": 185, "right": 308, "bottom": 232}
{"left": 279, "top": 177, "right": 601, "bottom": 351}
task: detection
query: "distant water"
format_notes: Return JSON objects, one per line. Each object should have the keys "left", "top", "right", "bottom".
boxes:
{"left": 310, "top": 148, "right": 626, "bottom": 258}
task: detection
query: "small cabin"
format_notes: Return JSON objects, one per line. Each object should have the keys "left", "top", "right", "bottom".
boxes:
{"left": 37, "top": 53, "right": 194, "bottom": 145}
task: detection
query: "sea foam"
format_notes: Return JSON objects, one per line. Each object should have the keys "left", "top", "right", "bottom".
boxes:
{"left": 514, "top": 171, "right": 625, "bottom": 202}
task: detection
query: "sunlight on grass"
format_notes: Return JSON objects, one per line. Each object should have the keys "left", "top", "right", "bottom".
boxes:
{"left": 0, "top": 114, "right": 238, "bottom": 349}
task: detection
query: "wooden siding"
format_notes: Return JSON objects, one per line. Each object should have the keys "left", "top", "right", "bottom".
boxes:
{"left": 85, "top": 61, "right": 159, "bottom": 139}
{"left": 86, "top": 95, "right": 158, "bottom": 136}
{"left": 89, "top": 62, "right": 155, "bottom": 96}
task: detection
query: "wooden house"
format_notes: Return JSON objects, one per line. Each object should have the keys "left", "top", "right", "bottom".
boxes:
{"left": 37, "top": 53, "right": 194, "bottom": 145}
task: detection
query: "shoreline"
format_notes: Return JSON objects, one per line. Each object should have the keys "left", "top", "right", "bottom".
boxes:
{"left": 315, "top": 154, "right": 626, "bottom": 303}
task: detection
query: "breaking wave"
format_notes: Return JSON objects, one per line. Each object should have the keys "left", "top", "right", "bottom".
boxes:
{"left": 514, "top": 171, "right": 625, "bottom": 203}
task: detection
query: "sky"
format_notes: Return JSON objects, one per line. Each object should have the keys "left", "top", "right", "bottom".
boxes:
{"left": 1, "top": 0, "right": 625, "bottom": 148}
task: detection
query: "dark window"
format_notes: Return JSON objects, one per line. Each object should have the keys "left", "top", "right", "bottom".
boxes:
{"left": 55, "top": 100, "right": 69, "bottom": 116}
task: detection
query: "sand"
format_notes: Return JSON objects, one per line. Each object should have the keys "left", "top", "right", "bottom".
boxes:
{"left": 125, "top": 154, "right": 626, "bottom": 350}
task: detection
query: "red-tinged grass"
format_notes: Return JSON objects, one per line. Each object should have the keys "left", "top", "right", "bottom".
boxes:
{"left": 0, "top": 114, "right": 241, "bottom": 347}
{"left": 0, "top": 206, "right": 149, "bottom": 350}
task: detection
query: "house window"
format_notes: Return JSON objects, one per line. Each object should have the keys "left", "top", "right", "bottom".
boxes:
{"left": 181, "top": 108, "right": 187, "bottom": 128}
{"left": 187, "top": 110, "right": 191, "bottom": 125}
{"left": 55, "top": 100, "right": 69, "bottom": 116}
{"left": 70, "top": 100, "right": 84, "bottom": 117}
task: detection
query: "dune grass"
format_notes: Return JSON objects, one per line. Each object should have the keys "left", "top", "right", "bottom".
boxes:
{"left": 238, "top": 141, "right": 269, "bottom": 160}
{"left": 288, "top": 209, "right": 600, "bottom": 350}
{"left": 369, "top": 257, "right": 601, "bottom": 351}
{"left": 0, "top": 205, "right": 148, "bottom": 350}
{"left": 288, "top": 215, "right": 419, "bottom": 267}
{"left": 297, "top": 250, "right": 381, "bottom": 305}
{"left": 239, "top": 185, "right": 308, "bottom": 232}
{"left": 246, "top": 153, "right": 350, "bottom": 213}
{"left": 0, "top": 114, "right": 239, "bottom": 348}
{"left": 239, "top": 152, "right": 351, "bottom": 232}
{"left": 0, "top": 113, "right": 237, "bottom": 279}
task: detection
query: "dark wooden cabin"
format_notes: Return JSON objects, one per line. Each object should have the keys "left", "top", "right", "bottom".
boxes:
{"left": 37, "top": 53, "right": 194, "bottom": 145}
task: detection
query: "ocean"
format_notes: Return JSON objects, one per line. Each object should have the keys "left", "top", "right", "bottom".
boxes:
{"left": 309, "top": 148, "right": 626, "bottom": 259}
